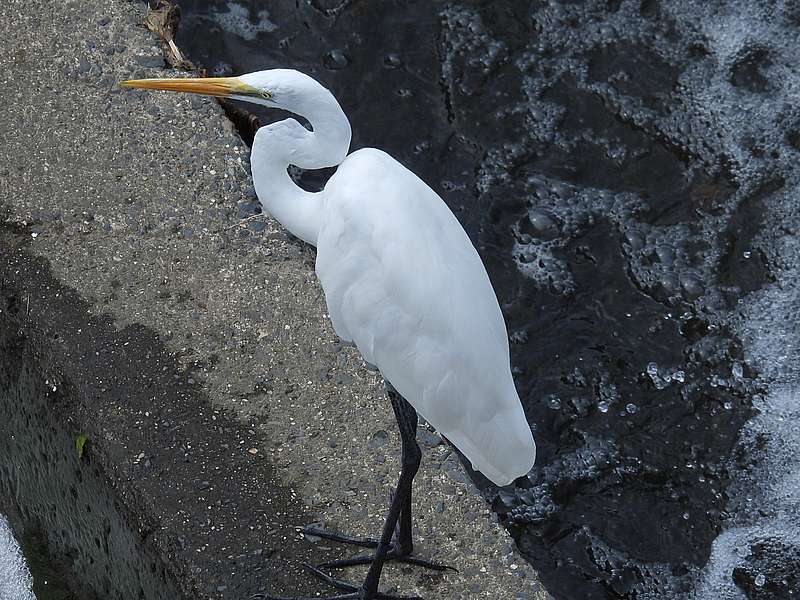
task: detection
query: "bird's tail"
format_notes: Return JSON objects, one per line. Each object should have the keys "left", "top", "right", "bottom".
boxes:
{"left": 445, "top": 406, "right": 536, "bottom": 486}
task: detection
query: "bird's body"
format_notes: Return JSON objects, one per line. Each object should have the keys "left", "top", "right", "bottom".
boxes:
{"left": 122, "top": 68, "right": 536, "bottom": 600}
{"left": 314, "top": 148, "right": 533, "bottom": 485}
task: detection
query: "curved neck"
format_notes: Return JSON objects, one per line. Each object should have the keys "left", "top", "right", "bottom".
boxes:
{"left": 250, "top": 89, "right": 351, "bottom": 247}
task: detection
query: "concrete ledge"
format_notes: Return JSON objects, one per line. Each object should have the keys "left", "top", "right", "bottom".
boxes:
{"left": 0, "top": 249, "right": 184, "bottom": 599}
{"left": 0, "top": 0, "right": 547, "bottom": 598}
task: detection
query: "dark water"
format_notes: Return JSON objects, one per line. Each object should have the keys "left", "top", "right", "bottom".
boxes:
{"left": 166, "top": 1, "right": 800, "bottom": 598}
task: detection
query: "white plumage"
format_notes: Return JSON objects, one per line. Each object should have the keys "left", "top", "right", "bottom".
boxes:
{"left": 316, "top": 148, "right": 535, "bottom": 485}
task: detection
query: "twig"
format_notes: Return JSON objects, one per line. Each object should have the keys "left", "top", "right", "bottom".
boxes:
{"left": 227, "top": 213, "right": 267, "bottom": 230}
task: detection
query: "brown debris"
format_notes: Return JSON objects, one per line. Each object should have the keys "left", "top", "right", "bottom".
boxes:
{"left": 144, "top": 0, "right": 193, "bottom": 70}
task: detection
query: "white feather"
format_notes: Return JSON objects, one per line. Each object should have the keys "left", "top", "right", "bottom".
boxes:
{"left": 316, "top": 149, "right": 535, "bottom": 485}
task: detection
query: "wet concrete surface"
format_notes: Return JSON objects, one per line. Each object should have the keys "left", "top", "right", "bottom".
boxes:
{"left": 0, "top": 256, "right": 186, "bottom": 600}
{"left": 0, "top": 0, "right": 546, "bottom": 598}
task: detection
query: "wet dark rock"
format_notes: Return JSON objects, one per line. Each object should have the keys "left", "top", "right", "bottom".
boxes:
{"left": 237, "top": 200, "right": 262, "bottom": 218}
{"left": 247, "top": 220, "right": 267, "bottom": 233}
{"left": 509, "top": 329, "right": 528, "bottom": 345}
{"left": 680, "top": 273, "right": 705, "bottom": 299}
{"left": 417, "top": 428, "right": 442, "bottom": 448}
{"left": 322, "top": 49, "right": 349, "bottom": 70}
{"left": 442, "top": 453, "right": 470, "bottom": 485}
{"left": 367, "top": 430, "right": 389, "bottom": 449}
{"left": 210, "top": 61, "right": 235, "bottom": 77}
{"left": 134, "top": 54, "right": 165, "bottom": 68}
{"left": 193, "top": 479, "right": 211, "bottom": 491}
{"left": 655, "top": 244, "right": 675, "bottom": 265}
{"left": 383, "top": 53, "right": 402, "bottom": 68}
{"left": 659, "top": 272, "right": 680, "bottom": 294}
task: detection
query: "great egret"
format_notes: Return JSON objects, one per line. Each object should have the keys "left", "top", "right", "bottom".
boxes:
{"left": 121, "top": 69, "right": 536, "bottom": 600}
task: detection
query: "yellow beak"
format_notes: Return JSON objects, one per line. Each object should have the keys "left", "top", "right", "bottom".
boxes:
{"left": 119, "top": 76, "right": 259, "bottom": 98}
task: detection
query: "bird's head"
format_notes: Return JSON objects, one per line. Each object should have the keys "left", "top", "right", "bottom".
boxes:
{"left": 121, "top": 68, "right": 351, "bottom": 170}
{"left": 120, "top": 68, "right": 329, "bottom": 111}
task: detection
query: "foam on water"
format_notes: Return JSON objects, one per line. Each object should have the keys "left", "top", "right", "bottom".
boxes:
{"left": 0, "top": 515, "right": 36, "bottom": 600}
{"left": 186, "top": 2, "right": 277, "bottom": 42}
{"left": 666, "top": 1, "right": 800, "bottom": 596}
{"left": 449, "top": 0, "right": 800, "bottom": 595}
{"left": 691, "top": 190, "right": 800, "bottom": 598}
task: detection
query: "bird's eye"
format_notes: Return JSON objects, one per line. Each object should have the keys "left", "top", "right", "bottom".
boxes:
{"left": 261, "top": 91, "right": 273, "bottom": 101}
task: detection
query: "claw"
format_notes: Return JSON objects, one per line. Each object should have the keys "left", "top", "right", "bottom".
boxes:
{"left": 303, "top": 526, "right": 379, "bottom": 548}
{"left": 303, "top": 526, "right": 454, "bottom": 572}
{"left": 251, "top": 594, "right": 359, "bottom": 600}
{"left": 303, "top": 562, "right": 359, "bottom": 592}
{"left": 318, "top": 553, "right": 456, "bottom": 572}
{"left": 252, "top": 594, "right": 420, "bottom": 600}
{"left": 303, "top": 563, "right": 424, "bottom": 600}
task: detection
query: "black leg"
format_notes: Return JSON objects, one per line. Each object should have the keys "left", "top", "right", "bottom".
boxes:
{"left": 388, "top": 387, "right": 416, "bottom": 556}
{"left": 304, "top": 386, "right": 418, "bottom": 556}
{"left": 256, "top": 386, "right": 452, "bottom": 600}
{"left": 309, "top": 387, "right": 454, "bottom": 574}
{"left": 359, "top": 389, "right": 422, "bottom": 597}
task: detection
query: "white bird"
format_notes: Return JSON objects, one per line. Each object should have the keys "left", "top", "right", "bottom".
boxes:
{"left": 122, "top": 69, "right": 535, "bottom": 600}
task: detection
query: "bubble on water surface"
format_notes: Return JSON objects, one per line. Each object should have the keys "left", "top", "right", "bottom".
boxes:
{"left": 732, "top": 361, "right": 744, "bottom": 379}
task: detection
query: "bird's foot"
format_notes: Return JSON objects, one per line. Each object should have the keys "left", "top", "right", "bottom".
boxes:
{"left": 302, "top": 525, "right": 380, "bottom": 549}
{"left": 318, "top": 550, "right": 454, "bottom": 572}
{"left": 303, "top": 526, "right": 455, "bottom": 572}
{"left": 250, "top": 563, "right": 424, "bottom": 600}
